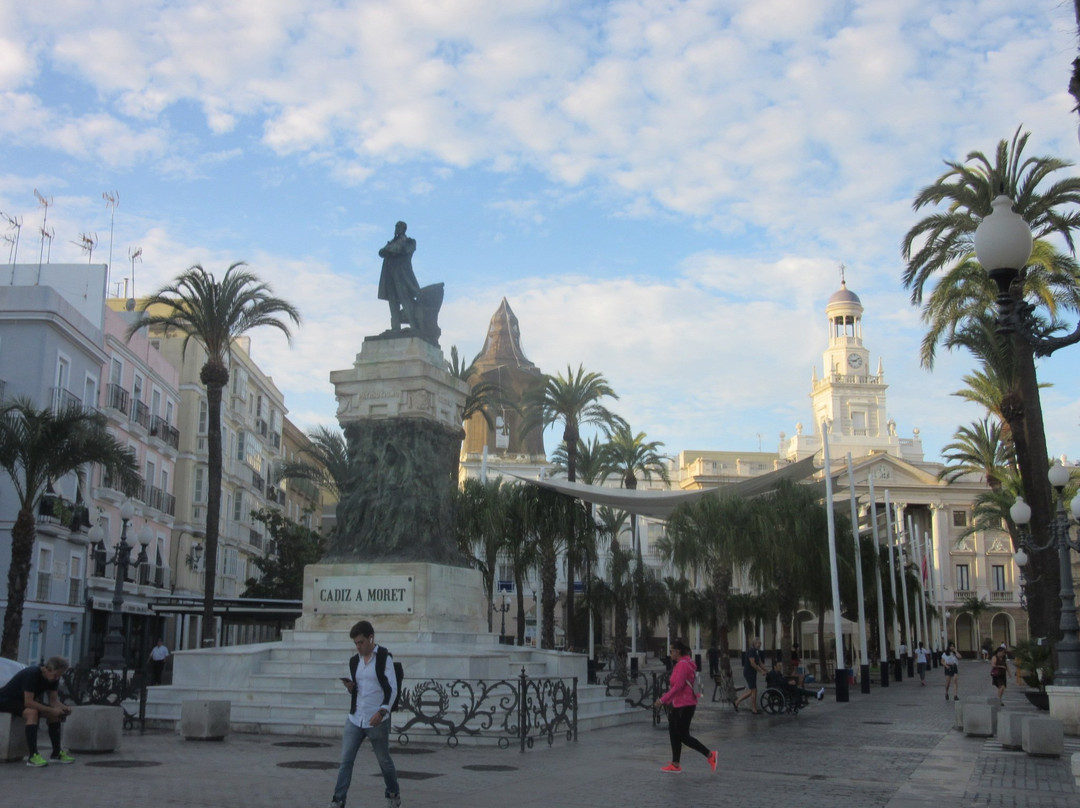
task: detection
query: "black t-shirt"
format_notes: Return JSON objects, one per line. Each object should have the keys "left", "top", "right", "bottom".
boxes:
{"left": 0, "top": 666, "right": 56, "bottom": 704}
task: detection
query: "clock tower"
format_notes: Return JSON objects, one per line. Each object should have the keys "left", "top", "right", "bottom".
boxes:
{"left": 810, "top": 279, "right": 888, "bottom": 440}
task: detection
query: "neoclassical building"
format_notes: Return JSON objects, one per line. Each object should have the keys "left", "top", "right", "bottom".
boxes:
{"left": 675, "top": 280, "right": 1028, "bottom": 654}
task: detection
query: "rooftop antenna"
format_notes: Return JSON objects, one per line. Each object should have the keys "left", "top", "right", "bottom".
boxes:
{"left": 34, "top": 189, "right": 52, "bottom": 284}
{"left": 127, "top": 246, "right": 142, "bottom": 310}
{"left": 40, "top": 226, "right": 54, "bottom": 264}
{"left": 74, "top": 232, "right": 97, "bottom": 264}
{"left": 102, "top": 191, "right": 118, "bottom": 290}
{"left": 2, "top": 213, "right": 21, "bottom": 279}
{"left": 111, "top": 281, "right": 123, "bottom": 298}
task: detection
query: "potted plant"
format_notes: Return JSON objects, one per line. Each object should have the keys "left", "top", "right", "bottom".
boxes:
{"left": 1011, "top": 638, "right": 1053, "bottom": 710}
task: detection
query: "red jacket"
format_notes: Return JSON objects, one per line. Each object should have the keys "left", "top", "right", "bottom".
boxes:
{"left": 660, "top": 656, "right": 699, "bottom": 708}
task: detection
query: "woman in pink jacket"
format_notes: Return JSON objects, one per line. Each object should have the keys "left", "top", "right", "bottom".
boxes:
{"left": 653, "top": 639, "right": 718, "bottom": 773}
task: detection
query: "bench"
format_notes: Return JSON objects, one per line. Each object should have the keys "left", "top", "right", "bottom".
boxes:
{"left": 1, "top": 714, "right": 29, "bottom": 762}
{"left": 711, "top": 671, "right": 744, "bottom": 704}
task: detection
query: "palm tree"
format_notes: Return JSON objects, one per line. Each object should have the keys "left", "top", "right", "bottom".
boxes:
{"left": 129, "top": 263, "right": 300, "bottom": 648}
{"left": 277, "top": 425, "right": 348, "bottom": 501}
{"left": 662, "top": 494, "right": 751, "bottom": 674}
{"left": 524, "top": 365, "right": 620, "bottom": 484}
{"left": 745, "top": 480, "right": 829, "bottom": 670}
{"left": 1, "top": 398, "right": 140, "bottom": 659}
{"left": 901, "top": 128, "right": 1080, "bottom": 641}
{"left": 595, "top": 505, "right": 631, "bottom": 668}
{"left": 503, "top": 483, "right": 541, "bottom": 646}
{"left": 958, "top": 595, "right": 991, "bottom": 657}
{"left": 525, "top": 365, "right": 619, "bottom": 650}
{"left": 939, "top": 418, "right": 1011, "bottom": 491}
{"left": 456, "top": 477, "right": 509, "bottom": 632}
{"left": 550, "top": 436, "right": 605, "bottom": 485}
{"left": 599, "top": 424, "right": 670, "bottom": 492}
{"left": 446, "top": 344, "right": 505, "bottom": 428}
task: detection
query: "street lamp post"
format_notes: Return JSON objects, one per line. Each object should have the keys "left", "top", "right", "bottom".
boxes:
{"left": 90, "top": 500, "right": 149, "bottom": 669}
{"left": 1011, "top": 462, "right": 1080, "bottom": 688}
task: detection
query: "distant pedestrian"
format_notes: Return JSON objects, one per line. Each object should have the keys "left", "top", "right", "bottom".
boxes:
{"left": 653, "top": 639, "right": 717, "bottom": 774}
{"left": 915, "top": 641, "right": 929, "bottom": 685}
{"left": 899, "top": 640, "right": 910, "bottom": 673}
{"left": 707, "top": 645, "right": 720, "bottom": 678}
{"left": 990, "top": 645, "right": 1010, "bottom": 706}
{"left": 734, "top": 637, "right": 767, "bottom": 714}
{"left": 0, "top": 656, "right": 75, "bottom": 767}
{"left": 942, "top": 644, "right": 959, "bottom": 701}
{"left": 329, "top": 621, "right": 401, "bottom": 808}
{"left": 148, "top": 638, "right": 169, "bottom": 685}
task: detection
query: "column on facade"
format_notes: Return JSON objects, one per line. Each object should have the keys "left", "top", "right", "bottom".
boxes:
{"left": 930, "top": 504, "right": 951, "bottom": 648}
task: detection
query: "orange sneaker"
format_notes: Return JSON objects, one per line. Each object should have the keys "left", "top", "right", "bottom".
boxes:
{"left": 707, "top": 750, "right": 718, "bottom": 772}
{"left": 661, "top": 763, "right": 682, "bottom": 773}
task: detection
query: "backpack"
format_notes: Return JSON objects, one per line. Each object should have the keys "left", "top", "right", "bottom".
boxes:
{"left": 349, "top": 646, "right": 405, "bottom": 713}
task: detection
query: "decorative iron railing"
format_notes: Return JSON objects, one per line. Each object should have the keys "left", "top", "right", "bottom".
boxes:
{"left": 601, "top": 668, "right": 670, "bottom": 711}
{"left": 60, "top": 666, "right": 148, "bottom": 732}
{"left": 392, "top": 669, "right": 577, "bottom": 751}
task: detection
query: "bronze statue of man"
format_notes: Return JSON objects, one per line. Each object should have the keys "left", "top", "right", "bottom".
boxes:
{"left": 378, "top": 221, "right": 422, "bottom": 332}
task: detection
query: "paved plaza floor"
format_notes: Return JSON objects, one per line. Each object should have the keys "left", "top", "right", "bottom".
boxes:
{"left": 2, "top": 659, "right": 1077, "bottom": 808}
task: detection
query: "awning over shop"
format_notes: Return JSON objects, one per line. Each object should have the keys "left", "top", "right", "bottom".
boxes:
{"left": 505, "top": 453, "right": 821, "bottom": 520}
{"left": 149, "top": 596, "right": 302, "bottom": 624}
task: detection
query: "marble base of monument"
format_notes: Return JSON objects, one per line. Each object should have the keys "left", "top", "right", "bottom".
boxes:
{"left": 297, "top": 562, "right": 486, "bottom": 635}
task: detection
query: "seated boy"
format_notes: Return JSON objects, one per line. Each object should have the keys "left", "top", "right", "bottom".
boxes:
{"left": 766, "top": 660, "right": 825, "bottom": 703}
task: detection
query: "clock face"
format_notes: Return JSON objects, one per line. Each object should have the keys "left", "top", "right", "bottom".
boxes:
{"left": 847, "top": 353, "right": 863, "bottom": 369}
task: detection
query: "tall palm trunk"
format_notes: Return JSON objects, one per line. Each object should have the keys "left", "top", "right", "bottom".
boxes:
{"left": 1, "top": 508, "right": 37, "bottom": 658}
{"left": 201, "top": 371, "right": 227, "bottom": 648}
{"left": 713, "top": 565, "right": 732, "bottom": 674}
{"left": 564, "top": 427, "right": 578, "bottom": 651}
{"left": 1011, "top": 340, "right": 1060, "bottom": 643}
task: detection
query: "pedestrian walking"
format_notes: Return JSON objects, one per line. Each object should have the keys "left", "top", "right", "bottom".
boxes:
{"left": 148, "top": 638, "right": 170, "bottom": 685}
{"left": 734, "top": 637, "right": 767, "bottom": 714}
{"left": 942, "top": 644, "right": 959, "bottom": 701}
{"left": 991, "top": 645, "right": 1011, "bottom": 706}
{"left": 915, "top": 641, "right": 929, "bottom": 685}
{"left": 329, "top": 621, "right": 401, "bottom": 808}
{"left": 653, "top": 639, "right": 717, "bottom": 774}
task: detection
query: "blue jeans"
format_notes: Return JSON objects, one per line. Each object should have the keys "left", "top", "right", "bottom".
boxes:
{"left": 332, "top": 719, "right": 399, "bottom": 804}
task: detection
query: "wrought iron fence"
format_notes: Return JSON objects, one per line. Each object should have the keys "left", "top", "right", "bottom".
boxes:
{"left": 60, "top": 666, "right": 149, "bottom": 732}
{"left": 602, "top": 668, "right": 670, "bottom": 710}
{"left": 393, "top": 668, "right": 577, "bottom": 751}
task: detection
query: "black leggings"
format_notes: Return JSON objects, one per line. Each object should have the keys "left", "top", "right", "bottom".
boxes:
{"left": 667, "top": 705, "right": 710, "bottom": 763}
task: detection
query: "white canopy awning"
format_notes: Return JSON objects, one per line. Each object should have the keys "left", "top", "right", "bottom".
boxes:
{"left": 505, "top": 453, "right": 820, "bottom": 520}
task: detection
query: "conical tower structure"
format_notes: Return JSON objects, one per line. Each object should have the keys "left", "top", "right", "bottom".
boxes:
{"left": 461, "top": 298, "right": 545, "bottom": 461}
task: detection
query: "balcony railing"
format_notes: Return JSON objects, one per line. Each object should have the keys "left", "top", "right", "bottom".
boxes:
{"left": 989, "top": 590, "right": 1014, "bottom": 603}
{"left": 36, "top": 495, "right": 91, "bottom": 532}
{"left": 146, "top": 485, "right": 176, "bottom": 517}
{"left": 150, "top": 415, "right": 180, "bottom": 450}
{"left": 137, "top": 564, "right": 169, "bottom": 589}
{"left": 105, "top": 383, "right": 130, "bottom": 416}
{"left": 130, "top": 399, "right": 151, "bottom": 430}
{"left": 954, "top": 589, "right": 975, "bottom": 601}
{"left": 51, "top": 387, "right": 83, "bottom": 413}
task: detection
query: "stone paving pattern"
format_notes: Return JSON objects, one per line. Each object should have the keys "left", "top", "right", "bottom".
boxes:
{"left": 2, "top": 659, "right": 1077, "bottom": 807}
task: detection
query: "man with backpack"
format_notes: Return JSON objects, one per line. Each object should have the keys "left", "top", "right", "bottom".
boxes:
{"left": 329, "top": 620, "right": 401, "bottom": 808}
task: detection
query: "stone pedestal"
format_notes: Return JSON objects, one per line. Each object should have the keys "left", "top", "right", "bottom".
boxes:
{"left": 1047, "top": 685, "right": 1080, "bottom": 736}
{"left": 180, "top": 700, "right": 231, "bottom": 740}
{"left": 298, "top": 562, "right": 486, "bottom": 635}
{"left": 66, "top": 705, "right": 123, "bottom": 753}
{"left": 328, "top": 336, "right": 470, "bottom": 566}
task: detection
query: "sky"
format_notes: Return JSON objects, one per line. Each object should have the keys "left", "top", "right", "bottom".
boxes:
{"left": 1, "top": 0, "right": 1078, "bottom": 467}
